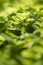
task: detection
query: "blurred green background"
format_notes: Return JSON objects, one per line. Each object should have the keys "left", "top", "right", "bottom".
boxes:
{"left": 0, "top": 0, "right": 43, "bottom": 65}
{"left": 0, "top": 0, "right": 43, "bottom": 10}
{"left": 0, "top": 0, "right": 43, "bottom": 16}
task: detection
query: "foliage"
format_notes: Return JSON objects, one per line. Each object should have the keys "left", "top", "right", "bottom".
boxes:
{"left": 0, "top": 6, "right": 43, "bottom": 65}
